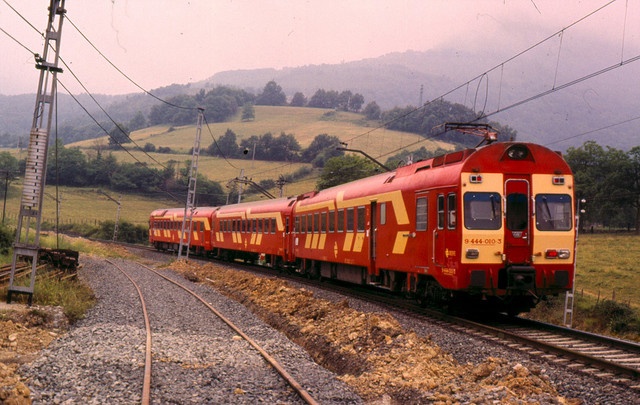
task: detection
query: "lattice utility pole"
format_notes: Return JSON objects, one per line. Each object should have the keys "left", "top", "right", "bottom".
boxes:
{"left": 178, "top": 108, "right": 204, "bottom": 261}
{"left": 8, "top": 0, "right": 66, "bottom": 305}
{"left": 97, "top": 190, "right": 122, "bottom": 241}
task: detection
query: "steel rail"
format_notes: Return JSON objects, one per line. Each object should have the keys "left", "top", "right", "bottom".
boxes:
{"left": 104, "top": 259, "right": 152, "bottom": 405}
{"left": 134, "top": 261, "right": 320, "bottom": 405}
{"left": 120, "top": 242, "right": 640, "bottom": 385}
{"left": 440, "top": 314, "right": 640, "bottom": 380}
{"left": 507, "top": 316, "right": 640, "bottom": 353}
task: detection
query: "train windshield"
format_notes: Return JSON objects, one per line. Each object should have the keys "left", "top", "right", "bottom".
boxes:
{"left": 464, "top": 192, "right": 502, "bottom": 230}
{"left": 535, "top": 194, "right": 573, "bottom": 231}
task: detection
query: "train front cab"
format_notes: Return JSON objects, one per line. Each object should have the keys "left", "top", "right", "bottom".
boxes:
{"left": 460, "top": 144, "right": 576, "bottom": 313}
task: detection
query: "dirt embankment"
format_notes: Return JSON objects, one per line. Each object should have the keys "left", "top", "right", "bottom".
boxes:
{"left": 173, "top": 261, "right": 579, "bottom": 404}
{"left": 0, "top": 305, "right": 67, "bottom": 405}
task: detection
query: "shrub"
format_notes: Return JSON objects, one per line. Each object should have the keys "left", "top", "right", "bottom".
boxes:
{"left": 0, "top": 225, "right": 14, "bottom": 255}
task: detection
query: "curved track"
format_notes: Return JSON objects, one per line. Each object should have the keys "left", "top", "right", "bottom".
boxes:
{"left": 104, "top": 256, "right": 319, "bottom": 405}
{"left": 104, "top": 259, "right": 152, "bottom": 405}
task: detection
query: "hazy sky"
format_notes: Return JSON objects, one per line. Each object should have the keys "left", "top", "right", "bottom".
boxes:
{"left": 1, "top": 0, "right": 637, "bottom": 96}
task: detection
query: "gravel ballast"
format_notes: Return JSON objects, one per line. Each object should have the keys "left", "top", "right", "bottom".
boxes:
{"left": 20, "top": 256, "right": 361, "bottom": 404}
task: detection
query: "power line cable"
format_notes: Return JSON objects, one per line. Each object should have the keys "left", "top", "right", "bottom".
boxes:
{"left": 57, "top": 56, "right": 180, "bottom": 172}
{"left": 1, "top": 2, "right": 188, "bottom": 172}
{"left": 0, "top": 25, "right": 36, "bottom": 54}
{"left": 342, "top": 0, "right": 620, "bottom": 147}
{"left": 65, "top": 15, "right": 197, "bottom": 111}
{"left": 56, "top": 78, "right": 183, "bottom": 203}
{"left": 201, "top": 114, "right": 239, "bottom": 170}
{"left": 2, "top": 0, "right": 42, "bottom": 36}
{"left": 544, "top": 114, "right": 640, "bottom": 147}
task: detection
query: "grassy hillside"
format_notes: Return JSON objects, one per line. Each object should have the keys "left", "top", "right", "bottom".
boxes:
{"left": 69, "top": 106, "right": 452, "bottom": 158}
{"left": 0, "top": 106, "right": 452, "bottom": 226}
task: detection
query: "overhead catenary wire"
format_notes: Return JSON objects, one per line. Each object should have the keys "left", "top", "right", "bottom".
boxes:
{"left": 0, "top": 2, "right": 189, "bottom": 174}
{"left": 56, "top": 78, "right": 183, "bottom": 203}
{"left": 341, "top": 0, "right": 621, "bottom": 148}
{"left": 65, "top": 15, "right": 198, "bottom": 111}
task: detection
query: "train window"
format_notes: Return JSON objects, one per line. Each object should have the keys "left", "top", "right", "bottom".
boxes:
{"left": 416, "top": 197, "right": 427, "bottom": 231}
{"left": 258, "top": 218, "right": 263, "bottom": 233}
{"left": 302, "top": 215, "right": 307, "bottom": 233}
{"left": 437, "top": 195, "right": 445, "bottom": 229}
{"left": 347, "top": 207, "right": 354, "bottom": 232}
{"left": 535, "top": 194, "right": 572, "bottom": 231}
{"left": 321, "top": 211, "right": 327, "bottom": 233}
{"left": 314, "top": 212, "right": 320, "bottom": 233}
{"left": 506, "top": 193, "right": 528, "bottom": 231}
{"left": 273, "top": 218, "right": 278, "bottom": 234}
{"left": 253, "top": 219, "right": 258, "bottom": 233}
{"left": 357, "top": 206, "right": 365, "bottom": 232}
{"left": 337, "top": 209, "right": 344, "bottom": 233}
{"left": 464, "top": 192, "right": 501, "bottom": 230}
{"left": 328, "top": 210, "right": 335, "bottom": 233}
{"left": 380, "top": 203, "right": 386, "bottom": 225}
{"left": 447, "top": 194, "right": 457, "bottom": 229}
{"left": 308, "top": 214, "right": 313, "bottom": 233}
{"left": 295, "top": 216, "right": 300, "bottom": 233}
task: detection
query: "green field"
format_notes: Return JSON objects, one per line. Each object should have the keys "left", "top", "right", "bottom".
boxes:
{"left": 574, "top": 233, "right": 640, "bottom": 306}
{"left": 1, "top": 184, "right": 174, "bottom": 227}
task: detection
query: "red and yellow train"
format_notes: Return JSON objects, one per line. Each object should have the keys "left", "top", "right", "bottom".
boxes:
{"left": 150, "top": 141, "right": 576, "bottom": 314}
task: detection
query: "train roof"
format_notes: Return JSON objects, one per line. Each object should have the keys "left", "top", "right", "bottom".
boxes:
{"left": 295, "top": 142, "right": 571, "bottom": 208}
{"left": 215, "top": 197, "right": 297, "bottom": 215}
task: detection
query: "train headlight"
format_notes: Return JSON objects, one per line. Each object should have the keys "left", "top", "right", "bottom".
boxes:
{"left": 558, "top": 249, "right": 570, "bottom": 259}
{"left": 466, "top": 248, "right": 479, "bottom": 259}
{"left": 506, "top": 144, "right": 529, "bottom": 160}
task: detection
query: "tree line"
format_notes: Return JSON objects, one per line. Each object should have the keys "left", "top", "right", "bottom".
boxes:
{"left": 0, "top": 142, "right": 226, "bottom": 206}
{"left": 203, "top": 129, "right": 344, "bottom": 168}
{"left": 565, "top": 141, "right": 640, "bottom": 233}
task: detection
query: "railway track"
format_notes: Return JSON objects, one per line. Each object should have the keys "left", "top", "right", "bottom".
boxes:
{"left": 103, "top": 258, "right": 319, "bottom": 405}
{"left": 292, "top": 274, "right": 640, "bottom": 389}
{"left": 118, "top": 242, "right": 640, "bottom": 390}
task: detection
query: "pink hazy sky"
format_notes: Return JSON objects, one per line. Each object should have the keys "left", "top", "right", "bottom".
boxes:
{"left": 1, "top": 0, "right": 638, "bottom": 96}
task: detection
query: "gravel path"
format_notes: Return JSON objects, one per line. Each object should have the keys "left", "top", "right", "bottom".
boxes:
{"left": 21, "top": 256, "right": 361, "bottom": 404}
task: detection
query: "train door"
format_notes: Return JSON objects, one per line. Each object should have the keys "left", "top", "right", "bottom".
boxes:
{"left": 369, "top": 201, "right": 377, "bottom": 274}
{"left": 504, "top": 177, "right": 531, "bottom": 264}
{"left": 413, "top": 193, "right": 429, "bottom": 268}
{"left": 433, "top": 194, "right": 446, "bottom": 266}
{"left": 283, "top": 215, "right": 292, "bottom": 261}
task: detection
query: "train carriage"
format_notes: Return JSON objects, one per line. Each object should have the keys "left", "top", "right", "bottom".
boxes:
{"left": 290, "top": 142, "right": 575, "bottom": 313}
{"left": 212, "top": 197, "right": 297, "bottom": 266}
{"left": 149, "top": 140, "right": 575, "bottom": 314}
{"left": 149, "top": 207, "right": 218, "bottom": 254}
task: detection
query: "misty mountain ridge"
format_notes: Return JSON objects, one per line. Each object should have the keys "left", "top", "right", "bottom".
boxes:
{"left": 1, "top": 47, "right": 638, "bottom": 151}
